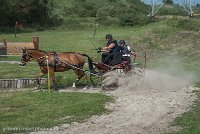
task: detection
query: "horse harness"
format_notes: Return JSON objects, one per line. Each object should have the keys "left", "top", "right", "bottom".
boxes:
{"left": 36, "top": 51, "right": 83, "bottom": 72}
{"left": 23, "top": 50, "right": 108, "bottom": 78}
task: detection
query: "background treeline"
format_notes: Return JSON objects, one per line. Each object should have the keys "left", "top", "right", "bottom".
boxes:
{"left": 0, "top": 0, "right": 200, "bottom": 29}
{"left": 0, "top": 0, "right": 152, "bottom": 28}
{"left": 0, "top": 0, "right": 58, "bottom": 27}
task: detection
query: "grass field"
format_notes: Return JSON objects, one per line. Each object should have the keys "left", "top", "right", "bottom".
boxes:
{"left": 169, "top": 83, "right": 200, "bottom": 134}
{"left": 0, "top": 91, "right": 112, "bottom": 133}
{"left": 0, "top": 21, "right": 166, "bottom": 54}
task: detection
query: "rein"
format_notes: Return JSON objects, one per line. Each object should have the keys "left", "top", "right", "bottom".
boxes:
{"left": 56, "top": 58, "right": 101, "bottom": 77}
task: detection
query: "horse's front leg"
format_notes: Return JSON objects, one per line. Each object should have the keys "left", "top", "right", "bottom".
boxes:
{"left": 73, "top": 70, "right": 89, "bottom": 89}
{"left": 83, "top": 74, "right": 90, "bottom": 89}
{"left": 72, "top": 77, "right": 79, "bottom": 88}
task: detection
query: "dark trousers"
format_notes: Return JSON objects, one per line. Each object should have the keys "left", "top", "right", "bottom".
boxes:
{"left": 103, "top": 52, "right": 116, "bottom": 65}
{"left": 101, "top": 52, "right": 109, "bottom": 63}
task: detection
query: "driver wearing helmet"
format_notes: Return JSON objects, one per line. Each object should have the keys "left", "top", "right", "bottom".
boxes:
{"left": 101, "top": 34, "right": 120, "bottom": 65}
{"left": 119, "top": 40, "right": 131, "bottom": 64}
{"left": 119, "top": 39, "right": 137, "bottom": 64}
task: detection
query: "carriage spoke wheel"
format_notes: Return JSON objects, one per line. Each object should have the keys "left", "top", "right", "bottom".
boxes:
{"left": 130, "top": 66, "right": 145, "bottom": 77}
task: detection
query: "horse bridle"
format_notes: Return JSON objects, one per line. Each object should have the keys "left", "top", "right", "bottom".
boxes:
{"left": 21, "top": 49, "right": 47, "bottom": 65}
{"left": 21, "top": 50, "right": 34, "bottom": 62}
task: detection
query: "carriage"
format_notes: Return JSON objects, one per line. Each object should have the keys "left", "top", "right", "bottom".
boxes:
{"left": 20, "top": 47, "right": 146, "bottom": 91}
{"left": 88, "top": 48, "right": 146, "bottom": 89}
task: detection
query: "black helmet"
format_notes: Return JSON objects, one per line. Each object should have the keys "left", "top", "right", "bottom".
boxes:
{"left": 119, "top": 40, "right": 126, "bottom": 45}
{"left": 105, "top": 34, "right": 113, "bottom": 40}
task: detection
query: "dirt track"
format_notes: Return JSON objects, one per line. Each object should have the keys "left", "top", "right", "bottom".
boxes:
{"left": 32, "top": 69, "right": 197, "bottom": 134}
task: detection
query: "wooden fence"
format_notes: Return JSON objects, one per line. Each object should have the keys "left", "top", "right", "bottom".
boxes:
{"left": 0, "top": 36, "right": 39, "bottom": 55}
{"left": 0, "top": 78, "right": 46, "bottom": 89}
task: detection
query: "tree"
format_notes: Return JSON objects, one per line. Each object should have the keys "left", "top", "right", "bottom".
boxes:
{"left": 0, "top": 0, "right": 60, "bottom": 27}
{"left": 0, "top": 0, "right": 10, "bottom": 26}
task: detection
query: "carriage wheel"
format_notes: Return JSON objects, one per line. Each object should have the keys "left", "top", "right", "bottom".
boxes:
{"left": 130, "top": 66, "right": 145, "bottom": 76}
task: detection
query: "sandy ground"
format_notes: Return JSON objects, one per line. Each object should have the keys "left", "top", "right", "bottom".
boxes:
{"left": 31, "top": 69, "right": 198, "bottom": 134}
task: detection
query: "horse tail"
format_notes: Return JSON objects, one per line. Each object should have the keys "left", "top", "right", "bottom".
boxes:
{"left": 81, "top": 54, "right": 94, "bottom": 73}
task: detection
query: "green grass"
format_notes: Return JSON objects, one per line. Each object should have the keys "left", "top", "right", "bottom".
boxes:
{"left": 0, "top": 56, "right": 21, "bottom": 61}
{"left": 0, "top": 91, "right": 113, "bottom": 133}
{"left": 172, "top": 82, "right": 200, "bottom": 134}
{"left": 171, "top": 87, "right": 200, "bottom": 134}
{"left": 1, "top": 22, "right": 165, "bottom": 53}
{"left": 196, "top": 82, "right": 200, "bottom": 88}
{"left": 0, "top": 63, "right": 39, "bottom": 79}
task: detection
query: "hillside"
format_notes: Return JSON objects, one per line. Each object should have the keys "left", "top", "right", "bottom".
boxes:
{"left": 122, "top": 18, "right": 200, "bottom": 78}
{"left": 0, "top": 0, "right": 149, "bottom": 28}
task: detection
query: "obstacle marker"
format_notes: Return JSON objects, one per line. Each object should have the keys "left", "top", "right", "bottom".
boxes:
{"left": 0, "top": 78, "right": 46, "bottom": 89}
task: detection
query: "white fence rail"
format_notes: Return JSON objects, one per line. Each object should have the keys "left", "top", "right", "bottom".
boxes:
{"left": 0, "top": 78, "right": 46, "bottom": 89}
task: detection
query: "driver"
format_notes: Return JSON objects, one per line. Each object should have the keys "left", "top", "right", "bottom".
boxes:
{"left": 101, "top": 34, "right": 120, "bottom": 65}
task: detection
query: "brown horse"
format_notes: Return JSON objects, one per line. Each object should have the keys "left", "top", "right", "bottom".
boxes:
{"left": 20, "top": 48, "right": 94, "bottom": 91}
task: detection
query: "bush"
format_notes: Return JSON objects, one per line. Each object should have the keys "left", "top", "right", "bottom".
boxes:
{"left": 96, "top": 7, "right": 112, "bottom": 17}
{"left": 119, "top": 13, "right": 151, "bottom": 26}
{"left": 157, "top": 5, "right": 185, "bottom": 16}
{"left": 166, "top": 18, "right": 180, "bottom": 27}
{"left": 177, "top": 19, "right": 200, "bottom": 31}
{"left": 95, "top": 17, "right": 120, "bottom": 26}
{"left": 49, "top": 13, "right": 64, "bottom": 26}
{"left": 70, "top": 0, "right": 98, "bottom": 17}
{"left": 63, "top": 18, "right": 81, "bottom": 28}
{"left": 133, "top": 14, "right": 152, "bottom": 25}
{"left": 119, "top": 13, "right": 135, "bottom": 26}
